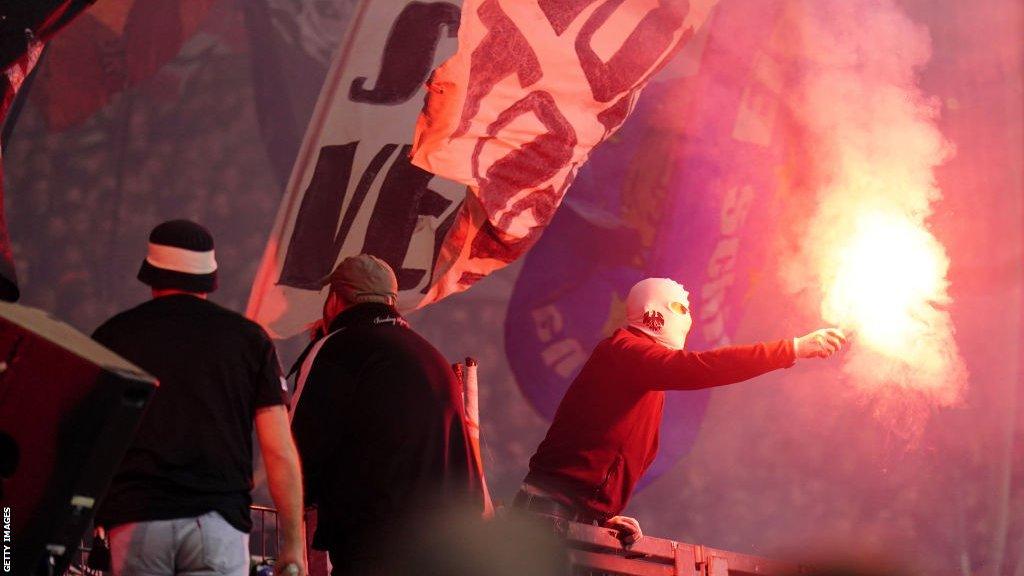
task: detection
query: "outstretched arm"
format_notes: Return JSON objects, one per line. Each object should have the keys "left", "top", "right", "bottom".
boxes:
{"left": 621, "top": 334, "right": 794, "bottom": 391}
{"left": 620, "top": 327, "right": 845, "bottom": 391}
{"left": 256, "top": 405, "right": 306, "bottom": 576}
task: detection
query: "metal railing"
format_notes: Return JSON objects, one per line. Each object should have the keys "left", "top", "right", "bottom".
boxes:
{"left": 253, "top": 506, "right": 805, "bottom": 576}
{"left": 559, "top": 520, "right": 804, "bottom": 576}
{"left": 251, "top": 504, "right": 283, "bottom": 574}
{"left": 65, "top": 507, "right": 806, "bottom": 576}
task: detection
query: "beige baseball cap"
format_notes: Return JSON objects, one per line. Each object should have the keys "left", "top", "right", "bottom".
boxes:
{"left": 322, "top": 254, "right": 398, "bottom": 306}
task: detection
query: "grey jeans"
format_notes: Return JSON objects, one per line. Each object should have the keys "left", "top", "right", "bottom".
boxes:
{"left": 109, "top": 511, "right": 250, "bottom": 576}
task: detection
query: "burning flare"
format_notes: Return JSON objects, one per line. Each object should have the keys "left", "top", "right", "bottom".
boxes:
{"left": 823, "top": 210, "right": 948, "bottom": 356}
{"left": 818, "top": 210, "right": 964, "bottom": 407}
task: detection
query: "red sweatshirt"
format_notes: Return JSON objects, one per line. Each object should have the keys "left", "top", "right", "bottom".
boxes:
{"left": 525, "top": 327, "right": 796, "bottom": 519}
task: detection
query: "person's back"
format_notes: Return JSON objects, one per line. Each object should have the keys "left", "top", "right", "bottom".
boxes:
{"left": 94, "top": 294, "right": 284, "bottom": 531}
{"left": 91, "top": 220, "right": 306, "bottom": 576}
{"left": 295, "top": 303, "right": 477, "bottom": 537}
{"left": 290, "top": 255, "right": 481, "bottom": 575}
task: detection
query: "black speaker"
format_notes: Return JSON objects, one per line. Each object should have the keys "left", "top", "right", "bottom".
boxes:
{"left": 0, "top": 301, "right": 157, "bottom": 575}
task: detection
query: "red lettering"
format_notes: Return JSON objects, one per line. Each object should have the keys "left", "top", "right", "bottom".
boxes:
{"left": 472, "top": 91, "right": 576, "bottom": 214}
{"left": 538, "top": 0, "right": 599, "bottom": 35}
{"left": 577, "top": 0, "right": 692, "bottom": 102}
{"left": 452, "top": 0, "right": 542, "bottom": 138}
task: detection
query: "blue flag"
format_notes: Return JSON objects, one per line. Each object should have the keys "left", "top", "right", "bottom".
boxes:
{"left": 505, "top": 0, "right": 787, "bottom": 488}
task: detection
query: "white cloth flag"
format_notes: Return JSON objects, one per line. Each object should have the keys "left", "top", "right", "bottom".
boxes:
{"left": 247, "top": 0, "right": 465, "bottom": 337}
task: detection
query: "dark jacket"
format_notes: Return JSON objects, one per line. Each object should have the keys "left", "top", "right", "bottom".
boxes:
{"left": 290, "top": 303, "right": 481, "bottom": 553}
{"left": 525, "top": 327, "right": 795, "bottom": 520}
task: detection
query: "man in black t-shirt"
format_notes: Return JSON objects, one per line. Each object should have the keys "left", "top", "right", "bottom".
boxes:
{"left": 93, "top": 220, "right": 306, "bottom": 576}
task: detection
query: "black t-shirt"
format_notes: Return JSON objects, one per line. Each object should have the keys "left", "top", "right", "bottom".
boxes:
{"left": 92, "top": 294, "right": 287, "bottom": 532}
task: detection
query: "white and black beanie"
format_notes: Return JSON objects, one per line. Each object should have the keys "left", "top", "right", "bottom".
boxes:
{"left": 137, "top": 219, "right": 218, "bottom": 293}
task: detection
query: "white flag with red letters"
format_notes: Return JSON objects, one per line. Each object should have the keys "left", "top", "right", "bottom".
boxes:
{"left": 411, "top": 0, "right": 717, "bottom": 302}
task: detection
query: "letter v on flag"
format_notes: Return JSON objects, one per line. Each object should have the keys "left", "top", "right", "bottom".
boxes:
{"left": 247, "top": 0, "right": 466, "bottom": 338}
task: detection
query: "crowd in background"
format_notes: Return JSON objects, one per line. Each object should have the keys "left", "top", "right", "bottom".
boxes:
{"left": 7, "top": 43, "right": 276, "bottom": 326}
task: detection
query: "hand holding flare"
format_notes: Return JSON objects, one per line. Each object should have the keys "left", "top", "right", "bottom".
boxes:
{"left": 795, "top": 328, "right": 847, "bottom": 359}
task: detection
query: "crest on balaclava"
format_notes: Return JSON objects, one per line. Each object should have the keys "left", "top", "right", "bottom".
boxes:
{"left": 642, "top": 310, "right": 665, "bottom": 332}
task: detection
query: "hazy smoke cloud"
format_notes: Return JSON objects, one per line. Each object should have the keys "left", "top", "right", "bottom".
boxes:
{"left": 774, "top": 0, "right": 968, "bottom": 434}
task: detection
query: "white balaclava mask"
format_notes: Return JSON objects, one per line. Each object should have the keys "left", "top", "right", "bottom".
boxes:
{"left": 625, "top": 278, "right": 692, "bottom": 350}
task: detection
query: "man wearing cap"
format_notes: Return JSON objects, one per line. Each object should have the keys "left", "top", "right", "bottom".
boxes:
{"left": 290, "top": 254, "right": 482, "bottom": 576}
{"left": 92, "top": 220, "right": 307, "bottom": 576}
{"left": 516, "top": 277, "right": 846, "bottom": 544}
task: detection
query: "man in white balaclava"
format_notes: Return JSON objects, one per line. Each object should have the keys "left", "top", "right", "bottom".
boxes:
{"left": 516, "top": 278, "right": 845, "bottom": 545}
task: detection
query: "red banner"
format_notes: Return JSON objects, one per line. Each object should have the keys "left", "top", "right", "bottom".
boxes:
{"left": 31, "top": 0, "right": 216, "bottom": 131}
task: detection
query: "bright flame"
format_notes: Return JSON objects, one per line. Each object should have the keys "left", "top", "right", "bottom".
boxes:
{"left": 822, "top": 211, "right": 949, "bottom": 357}
{"left": 815, "top": 209, "right": 966, "bottom": 408}
{"left": 769, "top": 0, "right": 969, "bottom": 435}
